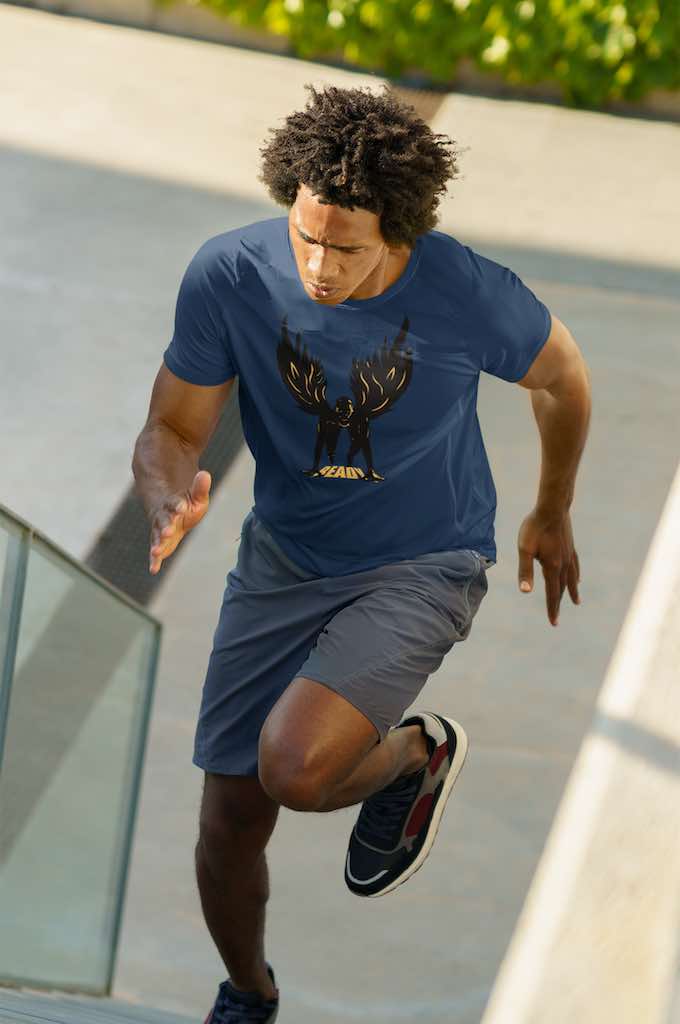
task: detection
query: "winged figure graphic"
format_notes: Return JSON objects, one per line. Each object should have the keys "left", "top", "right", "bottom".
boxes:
{"left": 276, "top": 315, "right": 412, "bottom": 482}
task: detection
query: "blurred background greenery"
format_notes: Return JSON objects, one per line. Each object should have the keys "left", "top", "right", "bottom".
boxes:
{"left": 154, "top": 0, "right": 679, "bottom": 109}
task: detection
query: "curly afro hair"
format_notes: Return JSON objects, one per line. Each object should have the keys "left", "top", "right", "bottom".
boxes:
{"left": 258, "top": 83, "right": 461, "bottom": 248}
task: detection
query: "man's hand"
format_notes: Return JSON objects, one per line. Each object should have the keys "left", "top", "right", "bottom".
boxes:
{"left": 517, "top": 508, "right": 581, "bottom": 627}
{"left": 149, "top": 470, "right": 212, "bottom": 575}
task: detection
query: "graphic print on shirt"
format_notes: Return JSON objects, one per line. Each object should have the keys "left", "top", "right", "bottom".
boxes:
{"left": 276, "top": 315, "right": 413, "bottom": 482}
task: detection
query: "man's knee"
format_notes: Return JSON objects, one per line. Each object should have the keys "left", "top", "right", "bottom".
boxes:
{"left": 257, "top": 675, "right": 380, "bottom": 811}
{"left": 257, "top": 727, "right": 339, "bottom": 811}
{"left": 257, "top": 757, "right": 327, "bottom": 812}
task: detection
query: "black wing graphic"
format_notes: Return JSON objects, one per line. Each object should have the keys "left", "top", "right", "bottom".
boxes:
{"left": 349, "top": 316, "right": 412, "bottom": 420}
{"left": 276, "top": 317, "right": 331, "bottom": 416}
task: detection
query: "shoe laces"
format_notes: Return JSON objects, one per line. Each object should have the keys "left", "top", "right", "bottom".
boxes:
{"left": 355, "top": 767, "right": 426, "bottom": 849}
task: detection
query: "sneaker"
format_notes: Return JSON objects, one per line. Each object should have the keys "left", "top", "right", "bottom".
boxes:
{"left": 203, "top": 962, "right": 279, "bottom": 1023}
{"left": 344, "top": 712, "right": 468, "bottom": 898}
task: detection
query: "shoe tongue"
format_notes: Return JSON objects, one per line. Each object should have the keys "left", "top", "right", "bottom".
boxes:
{"left": 355, "top": 767, "right": 425, "bottom": 846}
{"left": 388, "top": 766, "right": 425, "bottom": 789}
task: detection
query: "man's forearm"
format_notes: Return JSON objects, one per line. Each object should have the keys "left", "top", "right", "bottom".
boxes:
{"left": 530, "top": 366, "right": 591, "bottom": 521}
{"left": 132, "top": 423, "right": 200, "bottom": 520}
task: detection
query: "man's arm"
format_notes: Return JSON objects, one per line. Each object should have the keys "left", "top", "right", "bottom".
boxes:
{"left": 132, "top": 364, "right": 235, "bottom": 573}
{"left": 515, "top": 313, "right": 592, "bottom": 624}
{"left": 518, "top": 312, "right": 592, "bottom": 521}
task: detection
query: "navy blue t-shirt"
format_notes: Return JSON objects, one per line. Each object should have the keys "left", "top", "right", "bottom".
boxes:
{"left": 163, "top": 216, "right": 551, "bottom": 577}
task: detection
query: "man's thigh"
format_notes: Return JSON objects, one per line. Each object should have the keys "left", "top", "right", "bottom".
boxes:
{"left": 291, "top": 548, "right": 490, "bottom": 743}
{"left": 258, "top": 674, "right": 381, "bottom": 799}
{"left": 258, "top": 549, "right": 489, "bottom": 798}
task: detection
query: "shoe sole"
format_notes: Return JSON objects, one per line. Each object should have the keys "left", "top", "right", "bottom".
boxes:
{"left": 362, "top": 714, "right": 469, "bottom": 898}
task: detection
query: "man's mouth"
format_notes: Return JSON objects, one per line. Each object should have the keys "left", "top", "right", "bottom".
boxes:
{"left": 308, "top": 282, "right": 337, "bottom": 298}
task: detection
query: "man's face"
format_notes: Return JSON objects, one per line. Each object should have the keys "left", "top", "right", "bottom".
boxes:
{"left": 288, "top": 183, "right": 392, "bottom": 305}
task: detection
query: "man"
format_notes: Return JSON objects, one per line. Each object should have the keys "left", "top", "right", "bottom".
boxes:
{"left": 132, "top": 83, "right": 590, "bottom": 1023}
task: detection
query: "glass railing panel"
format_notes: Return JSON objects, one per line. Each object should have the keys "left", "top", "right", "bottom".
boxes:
{"left": 0, "top": 514, "right": 27, "bottom": 773}
{"left": 0, "top": 507, "right": 160, "bottom": 995}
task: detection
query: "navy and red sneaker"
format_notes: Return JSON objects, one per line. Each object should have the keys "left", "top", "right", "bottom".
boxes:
{"left": 203, "top": 963, "right": 279, "bottom": 1023}
{"left": 344, "top": 712, "right": 468, "bottom": 898}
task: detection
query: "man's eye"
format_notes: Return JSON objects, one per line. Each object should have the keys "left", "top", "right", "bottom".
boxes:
{"left": 301, "top": 236, "right": 361, "bottom": 254}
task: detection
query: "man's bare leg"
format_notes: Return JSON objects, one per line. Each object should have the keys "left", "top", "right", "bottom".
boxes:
{"left": 259, "top": 678, "right": 430, "bottom": 814}
{"left": 316, "top": 722, "right": 429, "bottom": 811}
{"left": 195, "top": 774, "right": 279, "bottom": 1002}
{"left": 192, "top": 682, "right": 433, "bottom": 1008}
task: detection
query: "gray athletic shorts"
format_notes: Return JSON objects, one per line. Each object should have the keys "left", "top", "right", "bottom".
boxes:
{"left": 193, "top": 509, "right": 494, "bottom": 777}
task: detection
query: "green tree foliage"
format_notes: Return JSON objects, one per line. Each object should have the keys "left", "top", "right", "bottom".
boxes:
{"left": 155, "top": 0, "right": 680, "bottom": 109}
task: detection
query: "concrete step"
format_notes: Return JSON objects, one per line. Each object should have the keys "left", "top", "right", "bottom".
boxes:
{"left": 0, "top": 986, "right": 194, "bottom": 1024}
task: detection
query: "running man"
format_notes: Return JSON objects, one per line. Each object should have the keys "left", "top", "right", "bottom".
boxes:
{"left": 132, "top": 84, "right": 590, "bottom": 1024}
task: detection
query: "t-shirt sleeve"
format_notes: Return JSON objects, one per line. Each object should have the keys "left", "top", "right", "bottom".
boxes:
{"left": 471, "top": 251, "right": 552, "bottom": 383}
{"left": 163, "top": 241, "right": 237, "bottom": 386}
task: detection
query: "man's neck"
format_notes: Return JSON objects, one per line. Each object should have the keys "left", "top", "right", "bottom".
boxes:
{"left": 349, "top": 245, "right": 412, "bottom": 300}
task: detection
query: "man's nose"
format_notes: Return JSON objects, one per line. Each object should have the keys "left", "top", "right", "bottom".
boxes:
{"left": 307, "top": 245, "right": 337, "bottom": 280}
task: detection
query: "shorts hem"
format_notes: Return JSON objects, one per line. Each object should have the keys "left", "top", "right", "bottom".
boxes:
{"left": 192, "top": 752, "right": 260, "bottom": 777}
